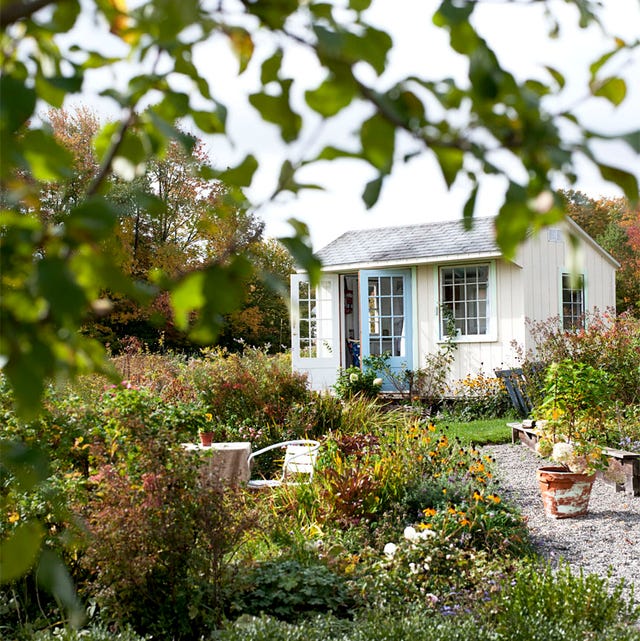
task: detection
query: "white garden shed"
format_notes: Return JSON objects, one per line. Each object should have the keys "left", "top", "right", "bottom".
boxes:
{"left": 290, "top": 216, "right": 619, "bottom": 391}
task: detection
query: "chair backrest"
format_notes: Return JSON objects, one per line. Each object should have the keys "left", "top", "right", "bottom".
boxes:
{"left": 283, "top": 443, "right": 319, "bottom": 480}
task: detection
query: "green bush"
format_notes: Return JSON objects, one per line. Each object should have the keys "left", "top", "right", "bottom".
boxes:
{"left": 524, "top": 311, "right": 640, "bottom": 407}
{"left": 25, "top": 623, "right": 149, "bottom": 641}
{"left": 228, "top": 559, "right": 357, "bottom": 622}
{"left": 333, "top": 365, "right": 382, "bottom": 400}
{"left": 487, "top": 561, "right": 640, "bottom": 640}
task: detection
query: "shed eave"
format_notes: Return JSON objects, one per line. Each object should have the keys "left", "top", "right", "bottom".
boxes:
{"left": 319, "top": 250, "right": 505, "bottom": 272}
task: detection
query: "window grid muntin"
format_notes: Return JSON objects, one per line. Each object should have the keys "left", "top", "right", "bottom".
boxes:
{"left": 440, "top": 265, "right": 489, "bottom": 337}
{"left": 298, "top": 279, "right": 334, "bottom": 358}
{"left": 562, "top": 273, "right": 585, "bottom": 331}
{"left": 367, "top": 275, "right": 405, "bottom": 357}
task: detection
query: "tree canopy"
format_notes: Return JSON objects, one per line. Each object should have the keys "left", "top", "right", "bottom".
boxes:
{"left": 563, "top": 190, "right": 640, "bottom": 315}
{"left": 1, "top": 0, "right": 640, "bottom": 415}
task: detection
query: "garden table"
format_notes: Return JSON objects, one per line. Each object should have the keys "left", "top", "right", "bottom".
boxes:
{"left": 182, "top": 441, "right": 251, "bottom": 486}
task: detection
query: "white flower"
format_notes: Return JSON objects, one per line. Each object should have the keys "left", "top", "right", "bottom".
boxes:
{"left": 349, "top": 372, "right": 359, "bottom": 383}
{"left": 404, "top": 526, "right": 418, "bottom": 541}
{"left": 551, "top": 441, "right": 574, "bottom": 465}
{"left": 383, "top": 542, "right": 397, "bottom": 558}
{"left": 373, "top": 378, "right": 383, "bottom": 387}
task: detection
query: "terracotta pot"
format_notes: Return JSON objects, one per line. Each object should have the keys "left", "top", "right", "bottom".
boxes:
{"left": 536, "top": 466, "right": 595, "bottom": 519}
{"left": 199, "top": 431, "right": 214, "bottom": 447}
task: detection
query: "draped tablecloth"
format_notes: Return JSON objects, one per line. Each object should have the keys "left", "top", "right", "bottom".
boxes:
{"left": 182, "top": 442, "right": 251, "bottom": 486}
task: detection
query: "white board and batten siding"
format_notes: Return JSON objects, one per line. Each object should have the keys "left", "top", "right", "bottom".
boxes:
{"left": 516, "top": 221, "right": 619, "bottom": 352}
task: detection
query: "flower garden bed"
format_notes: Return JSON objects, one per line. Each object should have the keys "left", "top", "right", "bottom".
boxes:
{"left": 509, "top": 422, "right": 640, "bottom": 497}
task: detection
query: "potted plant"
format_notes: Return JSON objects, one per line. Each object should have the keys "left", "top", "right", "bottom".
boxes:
{"left": 199, "top": 412, "right": 215, "bottom": 446}
{"left": 533, "top": 360, "right": 611, "bottom": 518}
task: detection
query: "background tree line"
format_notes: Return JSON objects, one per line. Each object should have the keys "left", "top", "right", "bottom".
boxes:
{"left": 563, "top": 190, "right": 640, "bottom": 316}
{"left": 32, "top": 107, "right": 295, "bottom": 353}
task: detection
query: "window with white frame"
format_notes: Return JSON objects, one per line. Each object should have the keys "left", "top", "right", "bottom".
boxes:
{"left": 439, "top": 264, "right": 490, "bottom": 338}
{"left": 562, "top": 272, "right": 585, "bottom": 330}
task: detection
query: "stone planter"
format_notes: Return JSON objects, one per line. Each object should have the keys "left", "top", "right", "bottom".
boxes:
{"left": 537, "top": 466, "right": 595, "bottom": 519}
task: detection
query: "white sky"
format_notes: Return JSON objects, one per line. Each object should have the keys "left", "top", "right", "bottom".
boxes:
{"left": 64, "top": 0, "right": 640, "bottom": 251}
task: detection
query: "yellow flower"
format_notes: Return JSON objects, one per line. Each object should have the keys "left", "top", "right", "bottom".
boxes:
{"left": 460, "top": 518, "right": 471, "bottom": 527}
{"left": 205, "top": 413, "right": 213, "bottom": 422}
{"left": 8, "top": 512, "right": 20, "bottom": 523}
{"left": 428, "top": 423, "right": 436, "bottom": 432}
{"left": 473, "top": 491, "right": 483, "bottom": 502}
{"left": 423, "top": 507, "right": 437, "bottom": 517}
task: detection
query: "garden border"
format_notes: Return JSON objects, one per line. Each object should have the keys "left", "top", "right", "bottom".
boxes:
{"left": 509, "top": 422, "right": 640, "bottom": 497}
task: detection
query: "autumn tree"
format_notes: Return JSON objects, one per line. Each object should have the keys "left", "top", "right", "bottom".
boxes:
{"left": 218, "top": 239, "right": 295, "bottom": 351}
{"left": 562, "top": 190, "right": 640, "bottom": 315}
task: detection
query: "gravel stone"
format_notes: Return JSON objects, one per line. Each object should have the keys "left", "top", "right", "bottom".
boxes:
{"left": 484, "top": 442, "right": 640, "bottom": 601}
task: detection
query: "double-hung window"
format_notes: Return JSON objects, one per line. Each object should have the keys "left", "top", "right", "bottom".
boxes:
{"left": 439, "top": 264, "right": 492, "bottom": 339}
{"left": 562, "top": 272, "right": 585, "bottom": 330}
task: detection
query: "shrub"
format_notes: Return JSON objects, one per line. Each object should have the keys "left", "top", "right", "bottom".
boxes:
{"left": 333, "top": 364, "right": 382, "bottom": 400}
{"left": 229, "top": 558, "right": 357, "bottom": 622}
{"left": 25, "top": 623, "right": 149, "bottom": 641}
{"left": 186, "top": 347, "right": 309, "bottom": 430}
{"left": 446, "top": 371, "right": 513, "bottom": 421}
{"left": 487, "top": 561, "right": 640, "bottom": 639}
{"left": 79, "top": 447, "right": 257, "bottom": 639}
{"left": 524, "top": 310, "right": 640, "bottom": 407}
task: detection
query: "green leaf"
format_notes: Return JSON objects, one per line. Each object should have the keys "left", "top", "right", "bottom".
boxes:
{"left": 592, "top": 77, "right": 626, "bottom": 106}
{"left": 48, "top": 0, "right": 81, "bottom": 33}
{"left": 349, "top": 0, "right": 371, "bottom": 10}
{"left": 305, "top": 75, "right": 357, "bottom": 117}
{"left": 171, "top": 271, "right": 205, "bottom": 331}
{"left": 316, "top": 146, "right": 359, "bottom": 161}
{"left": 37, "top": 258, "right": 87, "bottom": 324}
{"left": 227, "top": 27, "right": 254, "bottom": 74}
{"left": 463, "top": 184, "right": 478, "bottom": 230}
{"left": 433, "top": 146, "right": 463, "bottom": 188}
{"left": 0, "top": 441, "right": 49, "bottom": 493}
{"left": 495, "top": 183, "right": 533, "bottom": 260}
{"left": 619, "top": 131, "right": 640, "bottom": 153}
{"left": 363, "top": 175, "right": 383, "bottom": 209}
{"left": 544, "top": 65, "right": 566, "bottom": 89}
{"left": 279, "top": 220, "right": 322, "bottom": 285}
{"left": 361, "top": 113, "right": 395, "bottom": 173}
{"left": 37, "top": 550, "right": 85, "bottom": 627}
{"left": 219, "top": 154, "right": 258, "bottom": 188}
{"left": 597, "top": 164, "right": 639, "bottom": 204}
{"left": 21, "top": 130, "right": 74, "bottom": 181}
{"left": 66, "top": 197, "right": 119, "bottom": 242}
{"left": 589, "top": 48, "right": 619, "bottom": 77}
{"left": 192, "top": 107, "right": 227, "bottom": 134}
{"left": 0, "top": 76, "right": 36, "bottom": 134}
{"left": 249, "top": 83, "right": 301, "bottom": 143}
{"left": 433, "top": 0, "right": 474, "bottom": 27}
{"left": 34, "top": 75, "right": 83, "bottom": 108}
{"left": 275, "top": 160, "right": 322, "bottom": 194}
{"left": 260, "top": 49, "right": 284, "bottom": 85}
{"left": 345, "top": 26, "right": 392, "bottom": 76}
{"left": 0, "top": 520, "right": 44, "bottom": 583}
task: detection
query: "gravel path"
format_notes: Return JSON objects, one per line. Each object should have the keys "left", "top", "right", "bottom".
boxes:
{"left": 484, "top": 443, "right": 640, "bottom": 601}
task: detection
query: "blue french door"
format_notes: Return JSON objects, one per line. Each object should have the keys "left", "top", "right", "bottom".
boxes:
{"left": 359, "top": 269, "right": 413, "bottom": 389}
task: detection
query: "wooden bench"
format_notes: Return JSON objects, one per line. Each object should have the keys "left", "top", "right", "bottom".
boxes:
{"left": 510, "top": 422, "right": 640, "bottom": 497}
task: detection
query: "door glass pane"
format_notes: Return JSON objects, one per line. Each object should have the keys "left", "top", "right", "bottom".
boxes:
{"left": 367, "top": 275, "right": 405, "bottom": 357}
{"left": 298, "top": 279, "right": 335, "bottom": 358}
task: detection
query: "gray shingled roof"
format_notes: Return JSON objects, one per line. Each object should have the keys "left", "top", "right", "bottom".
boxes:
{"left": 316, "top": 217, "right": 500, "bottom": 267}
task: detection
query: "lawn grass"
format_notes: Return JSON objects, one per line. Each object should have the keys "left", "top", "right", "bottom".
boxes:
{"left": 439, "top": 417, "right": 512, "bottom": 445}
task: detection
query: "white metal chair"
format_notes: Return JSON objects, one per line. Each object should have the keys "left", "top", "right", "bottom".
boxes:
{"left": 247, "top": 439, "right": 320, "bottom": 489}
